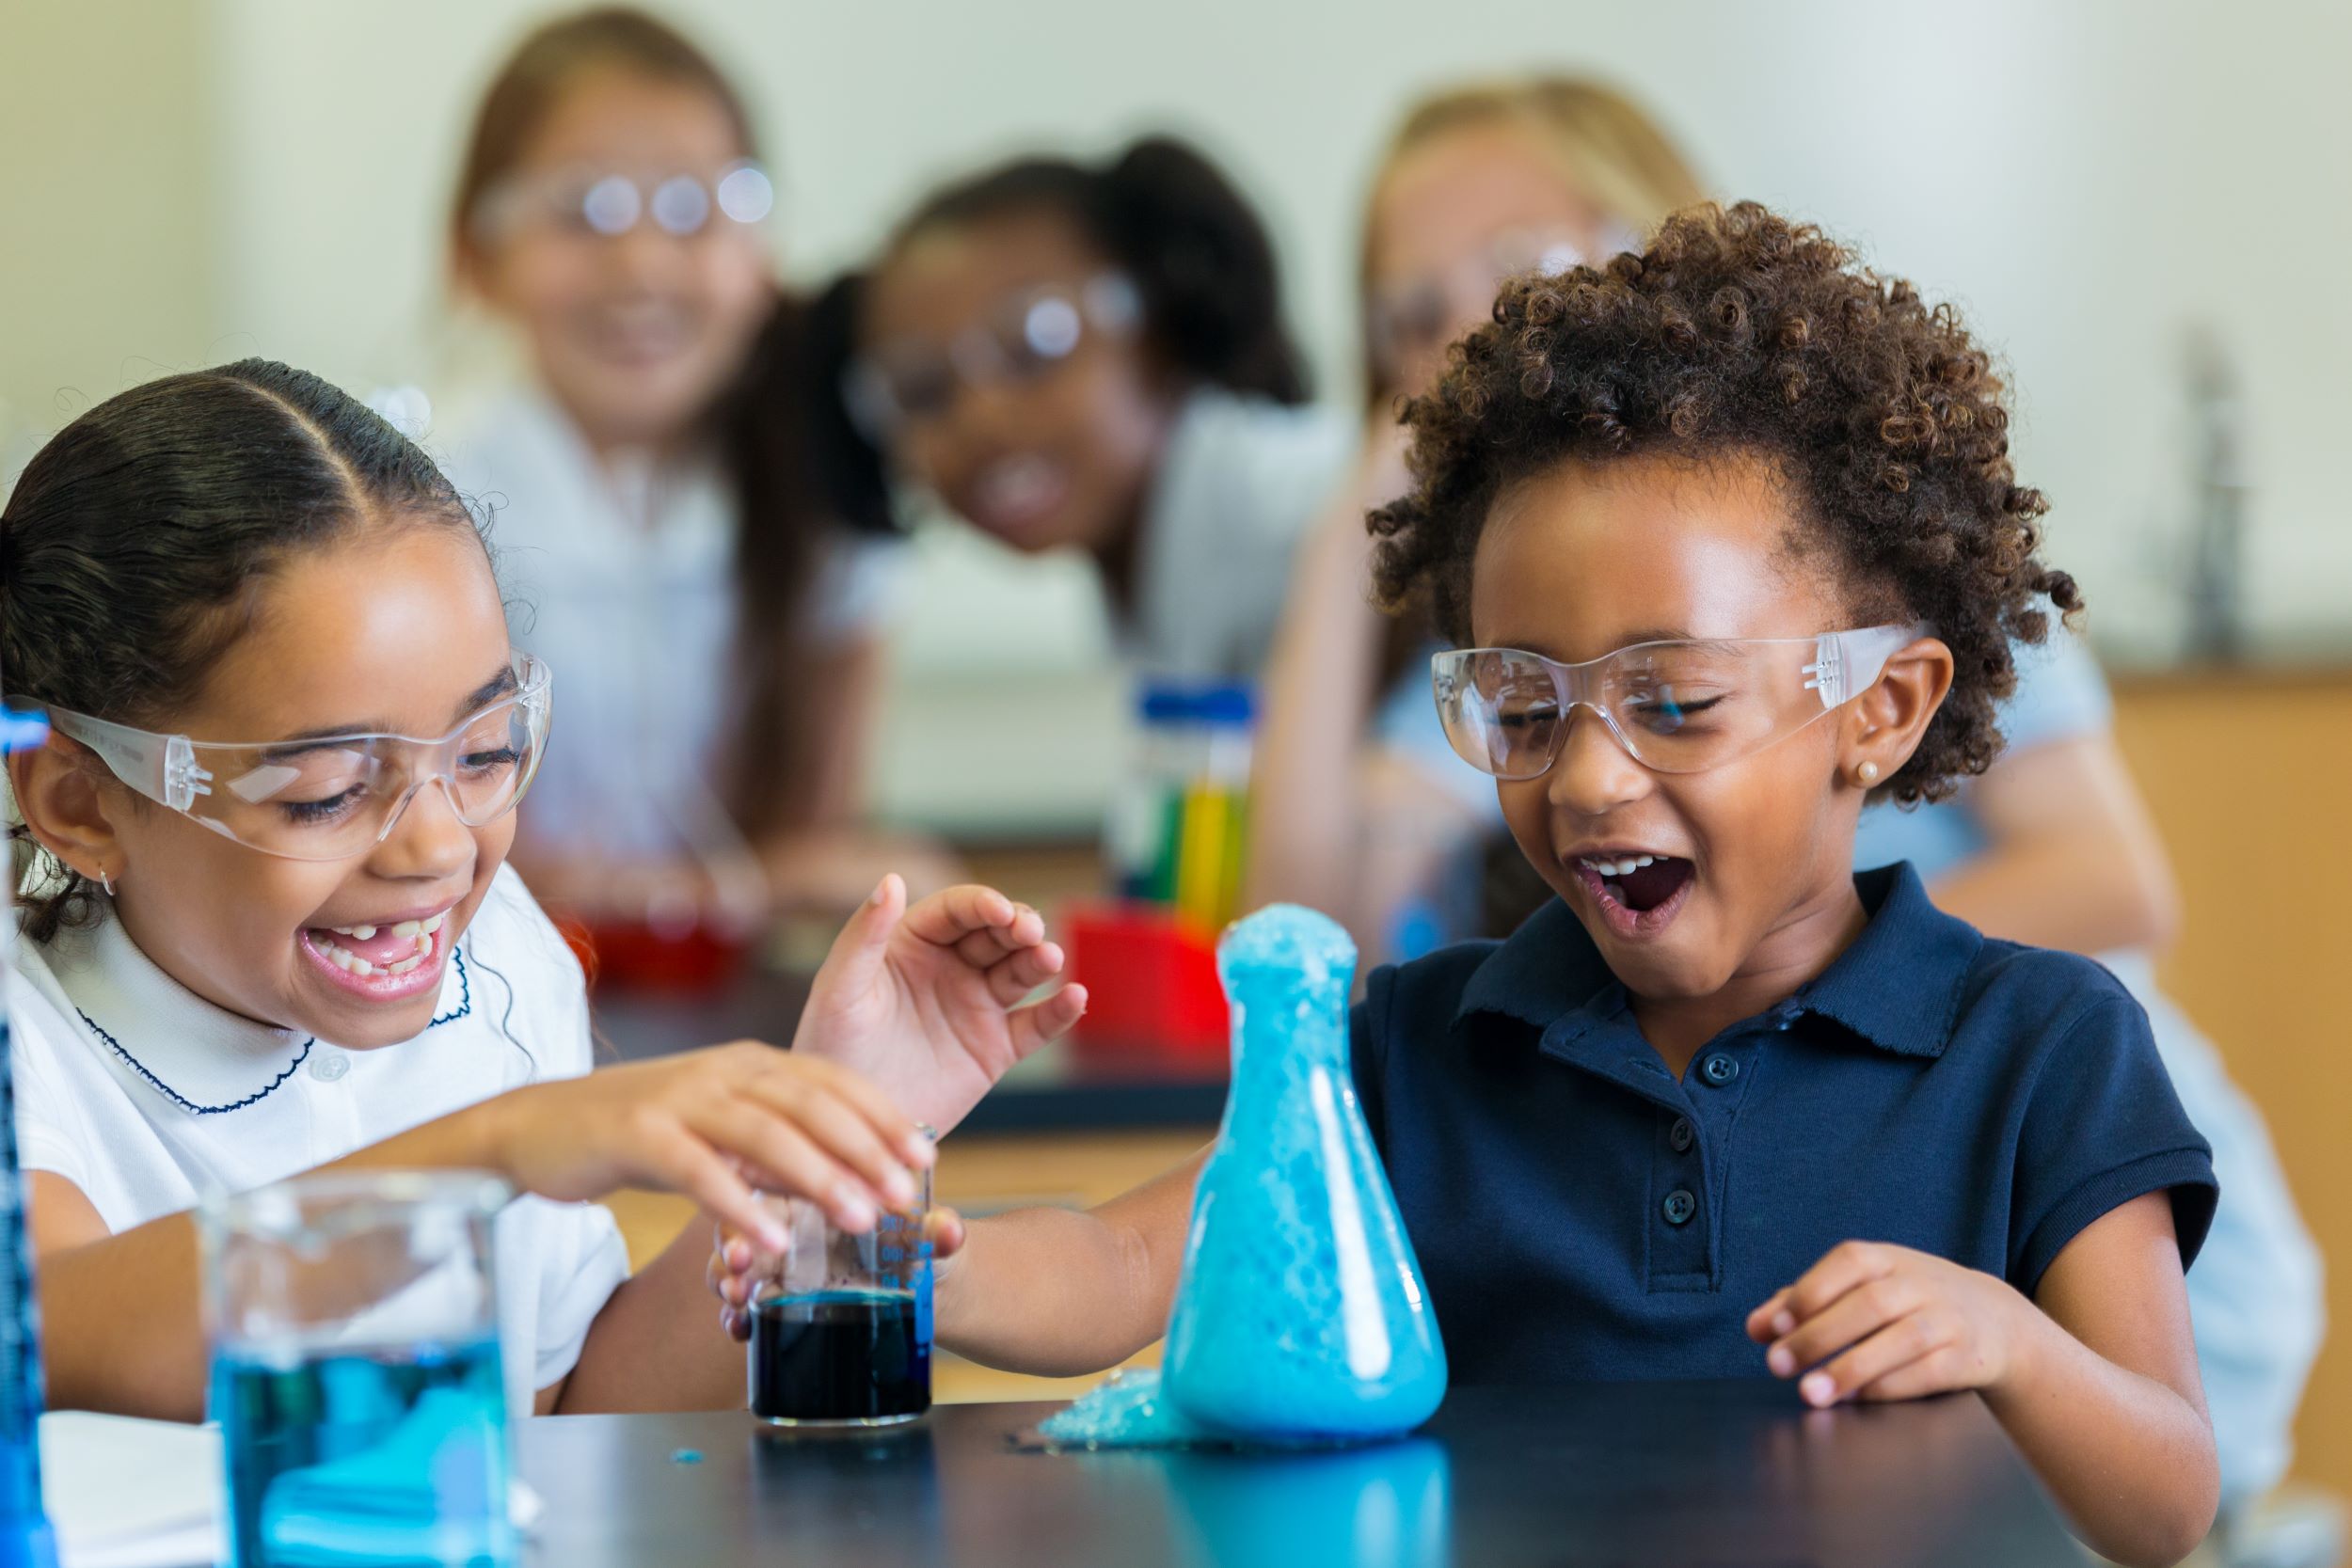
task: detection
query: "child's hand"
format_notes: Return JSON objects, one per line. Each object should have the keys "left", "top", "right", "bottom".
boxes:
{"left": 790, "top": 876, "right": 1089, "bottom": 1134}
{"left": 1747, "top": 1241, "right": 2034, "bottom": 1408}
{"left": 478, "top": 1043, "right": 933, "bottom": 1253}
{"left": 709, "top": 1208, "right": 968, "bottom": 1342}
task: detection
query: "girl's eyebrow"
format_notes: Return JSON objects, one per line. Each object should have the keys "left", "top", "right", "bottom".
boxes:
{"left": 263, "top": 665, "right": 519, "bottom": 750}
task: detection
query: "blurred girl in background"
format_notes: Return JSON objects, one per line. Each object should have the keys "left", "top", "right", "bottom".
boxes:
{"left": 438, "top": 8, "right": 933, "bottom": 934}
{"left": 841, "top": 136, "right": 1347, "bottom": 680}
{"left": 1247, "top": 77, "right": 1703, "bottom": 952}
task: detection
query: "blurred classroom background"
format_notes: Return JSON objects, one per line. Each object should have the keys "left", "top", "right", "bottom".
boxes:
{"left": 8, "top": 0, "right": 2351, "bottom": 1534}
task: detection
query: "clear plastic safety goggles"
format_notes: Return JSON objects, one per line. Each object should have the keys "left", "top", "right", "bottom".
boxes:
{"left": 469, "top": 161, "right": 774, "bottom": 244}
{"left": 1432, "top": 626, "right": 1920, "bottom": 780}
{"left": 17, "top": 657, "right": 552, "bottom": 862}
{"left": 844, "top": 272, "right": 1142, "bottom": 437}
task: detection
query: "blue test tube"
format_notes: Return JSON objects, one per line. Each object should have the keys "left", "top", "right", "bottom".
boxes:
{"left": 0, "top": 702, "right": 59, "bottom": 1568}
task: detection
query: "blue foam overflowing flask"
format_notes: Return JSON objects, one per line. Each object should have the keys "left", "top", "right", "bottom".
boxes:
{"left": 0, "top": 699, "right": 59, "bottom": 1568}
{"left": 1161, "top": 905, "right": 1446, "bottom": 1439}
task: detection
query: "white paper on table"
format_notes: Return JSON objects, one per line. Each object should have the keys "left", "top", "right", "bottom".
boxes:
{"left": 37, "top": 1410, "right": 543, "bottom": 1568}
{"left": 40, "top": 1411, "right": 225, "bottom": 1568}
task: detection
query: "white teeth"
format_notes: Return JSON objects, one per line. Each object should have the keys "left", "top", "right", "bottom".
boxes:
{"left": 350, "top": 955, "right": 374, "bottom": 976}
{"left": 1582, "top": 854, "right": 1668, "bottom": 878}
{"left": 382, "top": 952, "right": 423, "bottom": 975}
{"left": 391, "top": 920, "right": 421, "bottom": 939}
{"left": 1632, "top": 855, "right": 1655, "bottom": 869}
{"left": 421, "top": 912, "right": 446, "bottom": 935}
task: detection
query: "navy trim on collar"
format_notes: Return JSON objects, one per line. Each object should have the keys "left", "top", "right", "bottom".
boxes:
{"left": 1454, "top": 862, "right": 1979, "bottom": 1059}
{"left": 431, "top": 947, "right": 472, "bottom": 1029}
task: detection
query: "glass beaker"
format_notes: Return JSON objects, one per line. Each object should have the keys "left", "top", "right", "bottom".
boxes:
{"left": 746, "top": 1169, "right": 933, "bottom": 1428}
{"left": 1162, "top": 904, "right": 1448, "bottom": 1439}
{"left": 200, "top": 1170, "right": 514, "bottom": 1568}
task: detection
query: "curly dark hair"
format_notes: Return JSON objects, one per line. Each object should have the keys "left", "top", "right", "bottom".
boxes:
{"left": 1370, "top": 200, "right": 2079, "bottom": 805}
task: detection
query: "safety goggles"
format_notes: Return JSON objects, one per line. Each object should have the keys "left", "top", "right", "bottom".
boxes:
{"left": 18, "top": 657, "right": 553, "bottom": 862}
{"left": 470, "top": 160, "right": 774, "bottom": 244}
{"left": 1432, "top": 626, "right": 1921, "bottom": 780}
{"left": 844, "top": 272, "right": 1141, "bottom": 437}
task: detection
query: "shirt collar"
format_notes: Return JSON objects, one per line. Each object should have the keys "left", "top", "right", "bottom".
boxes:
{"left": 45, "top": 911, "right": 471, "bottom": 1115}
{"left": 1454, "top": 862, "right": 1979, "bottom": 1059}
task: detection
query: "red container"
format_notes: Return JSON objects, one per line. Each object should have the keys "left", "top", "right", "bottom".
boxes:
{"left": 1062, "top": 901, "right": 1230, "bottom": 1064}
{"left": 560, "top": 915, "right": 750, "bottom": 994}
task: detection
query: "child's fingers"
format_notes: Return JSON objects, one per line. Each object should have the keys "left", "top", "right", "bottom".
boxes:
{"left": 1851, "top": 1340, "right": 1976, "bottom": 1403}
{"left": 776, "top": 1055, "right": 934, "bottom": 1169}
{"left": 901, "top": 884, "right": 1021, "bottom": 949}
{"left": 808, "top": 874, "right": 908, "bottom": 1002}
{"left": 1794, "top": 1310, "right": 1950, "bottom": 1407}
{"left": 1745, "top": 1288, "right": 1794, "bottom": 1343}
{"left": 739, "top": 1075, "right": 919, "bottom": 1212}
{"left": 1777, "top": 1241, "right": 1897, "bottom": 1328}
{"left": 690, "top": 1101, "right": 879, "bottom": 1232}
{"left": 1766, "top": 1273, "right": 1917, "bottom": 1379}
{"left": 980, "top": 941, "right": 1066, "bottom": 1006}
{"left": 925, "top": 1207, "right": 968, "bottom": 1260}
{"left": 645, "top": 1131, "right": 787, "bottom": 1254}
{"left": 1008, "top": 984, "right": 1089, "bottom": 1060}
{"left": 721, "top": 1306, "right": 752, "bottom": 1343}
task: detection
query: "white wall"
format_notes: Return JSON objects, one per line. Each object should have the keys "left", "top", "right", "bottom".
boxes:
{"left": 7, "top": 0, "right": 2349, "bottom": 824}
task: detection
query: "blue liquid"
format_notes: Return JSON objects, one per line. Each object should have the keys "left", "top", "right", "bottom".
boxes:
{"left": 213, "top": 1339, "right": 511, "bottom": 1568}
{"left": 751, "top": 1289, "right": 930, "bottom": 1425}
{"left": 0, "top": 1015, "right": 56, "bottom": 1568}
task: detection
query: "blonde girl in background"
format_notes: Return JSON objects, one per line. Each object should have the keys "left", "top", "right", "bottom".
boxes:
{"left": 1248, "top": 76, "right": 1703, "bottom": 955}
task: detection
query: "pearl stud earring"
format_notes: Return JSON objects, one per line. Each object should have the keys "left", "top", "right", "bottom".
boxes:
{"left": 1855, "top": 761, "right": 1882, "bottom": 787}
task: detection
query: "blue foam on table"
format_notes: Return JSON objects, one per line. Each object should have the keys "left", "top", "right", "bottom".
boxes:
{"left": 1044, "top": 906, "right": 1447, "bottom": 1450}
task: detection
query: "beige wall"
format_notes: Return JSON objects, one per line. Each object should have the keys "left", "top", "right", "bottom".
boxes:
{"left": 1, "top": 2, "right": 223, "bottom": 463}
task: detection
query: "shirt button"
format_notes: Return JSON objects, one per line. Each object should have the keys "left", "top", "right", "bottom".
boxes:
{"left": 1700, "top": 1053, "right": 1739, "bottom": 1086}
{"left": 1662, "top": 1189, "right": 1697, "bottom": 1227}
{"left": 308, "top": 1051, "right": 350, "bottom": 1084}
{"left": 1669, "top": 1117, "right": 1695, "bottom": 1153}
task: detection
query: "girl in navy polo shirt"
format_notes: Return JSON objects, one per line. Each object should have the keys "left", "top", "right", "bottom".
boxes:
{"left": 762, "top": 204, "right": 2221, "bottom": 1566}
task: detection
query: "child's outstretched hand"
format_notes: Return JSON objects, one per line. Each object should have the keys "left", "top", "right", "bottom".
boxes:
{"left": 708, "top": 1209, "right": 969, "bottom": 1342}
{"left": 1747, "top": 1241, "right": 2032, "bottom": 1407}
{"left": 478, "top": 1043, "right": 932, "bottom": 1254}
{"left": 790, "top": 876, "right": 1088, "bottom": 1134}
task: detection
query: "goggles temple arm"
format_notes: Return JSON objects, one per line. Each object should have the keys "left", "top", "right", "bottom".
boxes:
{"left": 1805, "top": 625, "right": 1929, "bottom": 709}
{"left": 27, "top": 706, "right": 212, "bottom": 812}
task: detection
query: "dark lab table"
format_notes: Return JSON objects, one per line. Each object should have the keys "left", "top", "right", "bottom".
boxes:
{"left": 519, "top": 1383, "right": 2082, "bottom": 1568}
{"left": 593, "top": 971, "right": 1228, "bottom": 1134}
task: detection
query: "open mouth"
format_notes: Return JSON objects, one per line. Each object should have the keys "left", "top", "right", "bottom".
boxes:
{"left": 298, "top": 911, "right": 451, "bottom": 1002}
{"left": 1570, "top": 852, "right": 1696, "bottom": 939}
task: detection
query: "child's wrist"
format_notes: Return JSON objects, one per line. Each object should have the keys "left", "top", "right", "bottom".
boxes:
{"left": 1980, "top": 1276, "right": 2052, "bottom": 1399}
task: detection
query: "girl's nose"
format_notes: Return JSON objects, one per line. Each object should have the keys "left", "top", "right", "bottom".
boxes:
{"left": 1546, "top": 707, "right": 1651, "bottom": 817}
{"left": 369, "top": 778, "right": 478, "bottom": 881}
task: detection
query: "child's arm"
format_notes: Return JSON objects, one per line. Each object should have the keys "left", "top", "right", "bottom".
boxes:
{"left": 1748, "top": 1194, "right": 2215, "bottom": 1568}
{"left": 930, "top": 1148, "right": 1206, "bottom": 1376}
{"left": 29, "top": 1044, "right": 928, "bottom": 1422}
{"left": 712, "top": 1148, "right": 1209, "bottom": 1376}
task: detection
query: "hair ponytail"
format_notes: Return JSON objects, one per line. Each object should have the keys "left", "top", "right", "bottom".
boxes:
{"left": 890, "top": 134, "right": 1311, "bottom": 405}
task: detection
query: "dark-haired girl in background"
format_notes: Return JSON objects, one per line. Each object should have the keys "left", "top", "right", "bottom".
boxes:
{"left": 437, "top": 8, "right": 944, "bottom": 929}
{"left": 841, "top": 136, "right": 1349, "bottom": 679}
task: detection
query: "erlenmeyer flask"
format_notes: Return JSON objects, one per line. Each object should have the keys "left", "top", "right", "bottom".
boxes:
{"left": 1162, "top": 906, "right": 1446, "bottom": 1439}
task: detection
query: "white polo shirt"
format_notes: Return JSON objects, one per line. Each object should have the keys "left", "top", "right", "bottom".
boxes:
{"left": 7, "top": 864, "right": 630, "bottom": 1417}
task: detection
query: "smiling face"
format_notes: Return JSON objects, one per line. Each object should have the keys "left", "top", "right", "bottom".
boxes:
{"left": 861, "top": 209, "right": 1175, "bottom": 555}
{"left": 1470, "top": 452, "right": 1883, "bottom": 1004}
{"left": 461, "top": 65, "right": 771, "bottom": 454}
{"left": 96, "top": 523, "right": 520, "bottom": 1049}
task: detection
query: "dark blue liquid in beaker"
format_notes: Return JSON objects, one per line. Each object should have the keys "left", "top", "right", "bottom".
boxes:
{"left": 751, "top": 1290, "right": 930, "bottom": 1425}
{"left": 214, "top": 1338, "right": 509, "bottom": 1567}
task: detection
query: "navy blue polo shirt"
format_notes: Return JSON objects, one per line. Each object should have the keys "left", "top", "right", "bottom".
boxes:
{"left": 1349, "top": 862, "right": 2217, "bottom": 1385}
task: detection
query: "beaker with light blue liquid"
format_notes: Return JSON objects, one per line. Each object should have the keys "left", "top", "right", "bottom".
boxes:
{"left": 201, "top": 1171, "right": 515, "bottom": 1568}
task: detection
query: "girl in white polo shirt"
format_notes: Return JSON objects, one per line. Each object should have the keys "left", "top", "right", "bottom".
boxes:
{"left": 0, "top": 358, "right": 1083, "bottom": 1421}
